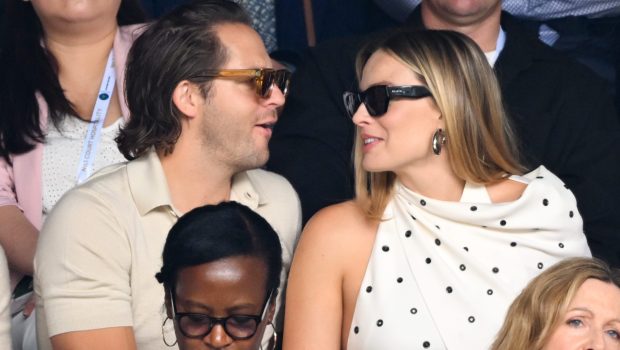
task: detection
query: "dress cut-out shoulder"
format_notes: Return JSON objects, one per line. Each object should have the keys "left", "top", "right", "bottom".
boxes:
{"left": 486, "top": 177, "right": 528, "bottom": 203}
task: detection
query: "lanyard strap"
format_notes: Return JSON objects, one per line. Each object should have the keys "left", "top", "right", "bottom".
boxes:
{"left": 76, "top": 50, "right": 116, "bottom": 184}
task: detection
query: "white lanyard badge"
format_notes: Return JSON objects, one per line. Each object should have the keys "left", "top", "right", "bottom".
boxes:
{"left": 76, "top": 50, "right": 116, "bottom": 184}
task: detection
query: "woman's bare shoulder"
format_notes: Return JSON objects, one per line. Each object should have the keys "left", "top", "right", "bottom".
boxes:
{"left": 296, "top": 200, "right": 376, "bottom": 256}
{"left": 304, "top": 201, "right": 372, "bottom": 235}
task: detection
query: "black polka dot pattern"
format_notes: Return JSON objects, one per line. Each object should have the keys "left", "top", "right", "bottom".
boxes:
{"left": 569, "top": 211, "right": 574, "bottom": 218}
{"left": 354, "top": 326, "right": 359, "bottom": 334}
{"left": 349, "top": 169, "right": 583, "bottom": 349}
{"left": 366, "top": 286, "right": 372, "bottom": 293}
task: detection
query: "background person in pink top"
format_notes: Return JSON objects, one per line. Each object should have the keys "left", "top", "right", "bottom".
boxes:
{"left": 0, "top": 0, "right": 146, "bottom": 348}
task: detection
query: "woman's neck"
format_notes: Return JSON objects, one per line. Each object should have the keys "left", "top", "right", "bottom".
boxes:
{"left": 395, "top": 157, "right": 465, "bottom": 202}
{"left": 44, "top": 23, "right": 117, "bottom": 66}
{"left": 44, "top": 23, "right": 118, "bottom": 120}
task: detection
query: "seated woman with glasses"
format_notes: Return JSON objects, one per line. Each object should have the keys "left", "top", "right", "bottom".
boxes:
{"left": 155, "top": 201, "right": 282, "bottom": 350}
{"left": 492, "top": 257, "right": 620, "bottom": 349}
{"left": 283, "top": 29, "right": 591, "bottom": 350}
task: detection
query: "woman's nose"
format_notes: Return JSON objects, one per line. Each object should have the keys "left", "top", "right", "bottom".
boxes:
{"left": 351, "top": 103, "right": 373, "bottom": 126}
{"left": 204, "top": 324, "right": 233, "bottom": 349}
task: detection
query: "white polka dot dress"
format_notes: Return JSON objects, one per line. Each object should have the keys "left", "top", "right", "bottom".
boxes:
{"left": 347, "top": 166, "right": 591, "bottom": 349}
{"left": 42, "top": 116, "right": 127, "bottom": 219}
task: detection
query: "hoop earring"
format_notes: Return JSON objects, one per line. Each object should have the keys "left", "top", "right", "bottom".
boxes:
{"left": 432, "top": 128, "right": 446, "bottom": 155}
{"left": 162, "top": 317, "right": 177, "bottom": 347}
{"left": 270, "top": 322, "right": 278, "bottom": 350}
{"left": 261, "top": 322, "right": 278, "bottom": 350}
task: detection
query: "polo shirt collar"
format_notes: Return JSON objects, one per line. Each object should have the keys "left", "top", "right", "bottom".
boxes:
{"left": 127, "top": 148, "right": 177, "bottom": 217}
{"left": 127, "top": 149, "right": 266, "bottom": 216}
{"left": 230, "top": 171, "right": 265, "bottom": 210}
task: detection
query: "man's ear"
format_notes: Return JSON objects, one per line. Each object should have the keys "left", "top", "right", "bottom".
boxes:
{"left": 172, "top": 80, "right": 203, "bottom": 119}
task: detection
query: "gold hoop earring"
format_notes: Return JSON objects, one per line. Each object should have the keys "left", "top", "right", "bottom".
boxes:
{"left": 432, "top": 128, "right": 446, "bottom": 155}
{"left": 162, "top": 317, "right": 177, "bottom": 347}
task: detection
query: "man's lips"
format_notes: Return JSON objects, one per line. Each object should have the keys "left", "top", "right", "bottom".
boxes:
{"left": 255, "top": 121, "right": 276, "bottom": 138}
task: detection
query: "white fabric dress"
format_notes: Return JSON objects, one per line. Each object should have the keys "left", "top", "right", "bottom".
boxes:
{"left": 347, "top": 166, "right": 591, "bottom": 350}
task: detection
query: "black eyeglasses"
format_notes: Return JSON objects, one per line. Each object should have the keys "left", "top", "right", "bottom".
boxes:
{"left": 193, "top": 69, "right": 291, "bottom": 98}
{"left": 343, "top": 85, "right": 432, "bottom": 118}
{"left": 171, "top": 290, "right": 273, "bottom": 341}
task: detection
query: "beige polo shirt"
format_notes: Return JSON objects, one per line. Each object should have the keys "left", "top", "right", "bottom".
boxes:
{"left": 34, "top": 149, "right": 301, "bottom": 349}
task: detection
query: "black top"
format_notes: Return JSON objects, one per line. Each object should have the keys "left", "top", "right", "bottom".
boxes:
{"left": 267, "top": 9, "right": 620, "bottom": 267}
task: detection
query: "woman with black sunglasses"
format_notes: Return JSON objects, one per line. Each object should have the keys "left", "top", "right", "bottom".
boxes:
{"left": 156, "top": 201, "right": 282, "bottom": 350}
{"left": 284, "top": 29, "right": 591, "bottom": 349}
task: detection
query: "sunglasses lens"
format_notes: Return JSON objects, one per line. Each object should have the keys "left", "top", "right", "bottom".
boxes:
{"left": 260, "top": 71, "right": 274, "bottom": 98}
{"left": 257, "top": 70, "right": 291, "bottom": 98}
{"left": 343, "top": 92, "right": 360, "bottom": 118}
{"left": 276, "top": 71, "right": 291, "bottom": 96}
{"left": 364, "top": 86, "right": 389, "bottom": 117}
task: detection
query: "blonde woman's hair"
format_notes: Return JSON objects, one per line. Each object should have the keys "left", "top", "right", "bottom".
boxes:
{"left": 491, "top": 257, "right": 620, "bottom": 350}
{"left": 353, "top": 29, "right": 524, "bottom": 219}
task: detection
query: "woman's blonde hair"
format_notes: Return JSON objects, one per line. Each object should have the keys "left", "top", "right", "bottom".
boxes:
{"left": 353, "top": 29, "right": 524, "bottom": 219}
{"left": 491, "top": 257, "right": 620, "bottom": 350}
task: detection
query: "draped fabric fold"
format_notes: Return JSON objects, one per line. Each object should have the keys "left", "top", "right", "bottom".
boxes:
{"left": 347, "top": 166, "right": 591, "bottom": 349}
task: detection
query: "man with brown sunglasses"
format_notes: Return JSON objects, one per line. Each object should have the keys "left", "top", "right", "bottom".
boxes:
{"left": 34, "top": 2, "right": 300, "bottom": 350}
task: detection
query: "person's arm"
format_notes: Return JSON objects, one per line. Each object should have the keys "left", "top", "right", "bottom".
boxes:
{"left": 35, "top": 187, "right": 136, "bottom": 348}
{"left": 283, "top": 202, "right": 372, "bottom": 349}
{"left": 51, "top": 327, "right": 137, "bottom": 350}
{"left": 283, "top": 208, "right": 346, "bottom": 349}
{"left": 0, "top": 157, "right": 38, "bottom": 284}
{"left": 0, "top": 206, "right": 37, "bottom": 277}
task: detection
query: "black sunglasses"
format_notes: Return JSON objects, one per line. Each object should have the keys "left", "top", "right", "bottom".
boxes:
{"left": 343, "top": 85, "right": 432, "bottom": 118}
{"left": 193, "top": 69, "right": 291, "bottom": 98}
{"left": 171, "top": 290, "right": 273, "bottom": 341}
